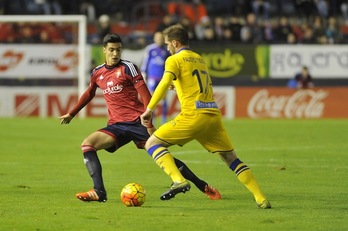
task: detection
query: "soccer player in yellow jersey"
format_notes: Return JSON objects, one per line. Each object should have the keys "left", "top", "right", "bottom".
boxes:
{"left": 141, "top": 25, "right": 271, "bottom": 209}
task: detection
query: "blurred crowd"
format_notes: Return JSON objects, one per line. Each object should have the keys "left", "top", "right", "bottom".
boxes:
{"left": 1, "top": 0, "right": 348, "bottom": 45}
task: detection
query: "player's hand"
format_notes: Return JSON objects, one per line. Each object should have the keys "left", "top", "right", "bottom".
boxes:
{"left": 140, "top": 110, "right": 153, "bottom": 128}
{"left": 59, "top": 114, "right": 73, "bottom": 125}
{"left": 169, "top": 83, "right": 175, "bottom": 90}
{"left": 147, "top": 126, "right": 156, "bottom": 135}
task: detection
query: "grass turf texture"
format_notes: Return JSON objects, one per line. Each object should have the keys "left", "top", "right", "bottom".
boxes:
{"left": 0, "top": 118, "right": 347, "bottom": 231}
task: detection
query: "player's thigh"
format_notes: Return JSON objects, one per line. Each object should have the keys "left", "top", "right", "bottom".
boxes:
{"left": 82, "top": 131, "right": 115, "bottom": 150}
{"left": 196, "top": 114, "right": 234, "bottom": 152}
{"left": 154, "top": 113, "right": 197, "bottom": 146}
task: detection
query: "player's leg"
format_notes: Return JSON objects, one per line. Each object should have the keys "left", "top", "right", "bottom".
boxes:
{"left": 197, "top": 113, "right": 270, "bottom": 208}
{"left": 76, "top": 131, "right": 115, "bottom": 202}
{"left": 173, "top": 158, "right": 221, "bottom": 199}
{"left": 219, "top": 151, "right": 270, "bottom": 208}
{"left": 145, "top": 117, "right": 194, "bottom": 200}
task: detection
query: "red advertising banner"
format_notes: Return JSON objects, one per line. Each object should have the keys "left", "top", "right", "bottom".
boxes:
{"left": 235, "top": 87, "right": 348, "bottom": 118}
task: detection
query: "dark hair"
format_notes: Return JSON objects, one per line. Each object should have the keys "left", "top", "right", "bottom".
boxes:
{"left": 163, "top": 24, "right": 189, "bottom": 45}
{"left": 103, "top": 33, "right": 122, "bottom": 47}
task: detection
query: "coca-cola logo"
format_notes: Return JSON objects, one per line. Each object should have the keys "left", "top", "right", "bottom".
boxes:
{"left": 247, "top": 89, "right": 329, "bottom": 118}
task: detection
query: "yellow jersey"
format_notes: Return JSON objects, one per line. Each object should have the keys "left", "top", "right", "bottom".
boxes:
{"left": 165, "top": 48, "right": 219, "bottom": 114}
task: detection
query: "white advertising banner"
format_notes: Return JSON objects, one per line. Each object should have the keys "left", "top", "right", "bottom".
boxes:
{"left": 270, "top": 45, "right": 348, "bottom": 79}
{"left": 0, "top": 45, "right": 90, "bottom": 78}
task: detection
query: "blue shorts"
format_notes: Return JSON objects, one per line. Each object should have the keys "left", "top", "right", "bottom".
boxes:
{"left": 99, "top": 121, "right": 150, "bottom": 153}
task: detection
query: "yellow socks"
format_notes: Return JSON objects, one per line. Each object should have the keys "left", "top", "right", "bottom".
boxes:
{"left": 230, "top": 158, "right": 267, "bottom": 204}
{"left": 148, "top": 144, "right": 186, "bottom": 183}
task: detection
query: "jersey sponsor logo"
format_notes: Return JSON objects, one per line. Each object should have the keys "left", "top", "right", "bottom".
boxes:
{"left": 102, "top": 81, "right": 123, "bottom": 94}
{"left": 107, "top": 81, "right": 114, "bottom": 87}
{"left": 115, "top": 70, "right": 122, "bottom": 78}
{"left": 195, "top": 100, "right": 218, "bottom": 109}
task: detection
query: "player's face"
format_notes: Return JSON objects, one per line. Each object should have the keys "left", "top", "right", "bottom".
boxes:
{"left": 104, "top": 42, "right": 122, "bottom": 66}
{"left": 164, "top": 36, "right": 176, "bottom": 55}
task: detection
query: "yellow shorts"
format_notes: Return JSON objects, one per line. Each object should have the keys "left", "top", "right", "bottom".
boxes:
{"left": 154, "top": 112, "right": 234, "bottom": 153}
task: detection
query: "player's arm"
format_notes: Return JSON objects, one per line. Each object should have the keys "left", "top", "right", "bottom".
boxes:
{"left": 140, "top": 72, "right": 174, "bottom": 128}
{"left": 59, "top": 83, "right": 97, "bottom": 124}
{"left": 134, "top": 76, "right": 155, "bottom": 131}
{"left": 147, "top": 71, "right": 174, "bottom": 111}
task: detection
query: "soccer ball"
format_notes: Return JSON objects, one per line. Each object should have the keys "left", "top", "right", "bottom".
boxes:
{"left": 120, "top": 183, "right": 146, "bottom": 207}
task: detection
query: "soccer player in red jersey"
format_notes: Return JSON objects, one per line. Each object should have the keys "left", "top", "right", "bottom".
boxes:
{"left": 59, "top": 33, "right": 221, "bottom": 202}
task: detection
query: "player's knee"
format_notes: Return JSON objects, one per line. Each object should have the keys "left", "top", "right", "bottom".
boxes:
{"left": 80, "top": 139, "right": 96, "bottom": 152}
{"left": 144, "top": 140, "right": 152, "bottom": 150}
{"left": 81, "top": 138, "right": 90, "bottom": 147}
{"left": 144, "top": 136, "right": 156, "bottom": 150}
{"left": 218, "top": 150, "right": 237, "bottom": 166}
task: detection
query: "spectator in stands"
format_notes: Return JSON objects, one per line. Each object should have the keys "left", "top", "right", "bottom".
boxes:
{"left": 42, "top": 0, "right": 62, "bottom": 15}
{"left": 0, "top": 23, "right": 15, "bottom": 43}
{"left": 25, "top": 0, "right": 62, "bottom": 15}
{"left": 301, "top": 25, "right": 316, "bottom": 44}
{"left": 294, "top": 0, "right": 317, "bottom": 20}
{"left": 167, "top": 0, "right": 208, "bottom": 26}
{"left": 222, "top": 26, "right": 233, "bottom": 41}
{"left": 195, "top": 16, "right": 215, "bottom": 41}
{"left": 315, "top": 0, "right": 329, "bottom": 18}
{"left": 156, "top": 14, "right": 175, "bottom": 32}
{"left": 263, "top": 19, "right": 275, "bottom": 43}
{"left": 213, "top": 16, "right": 225, "bottom": 40}
{"left": 275, "top": 16, "right": 293, "bottom": 43}
{"left": 79, "top": 0, "right": 96, "bottom": 22}
{"left": 326, "top": 16, "right": 341, "bottom": 44}
{"left": 240, "top": 13, "right": 263, "bottom": 44}
{"left": 312, "top": 16, "right": 326, "bottom": 41}
{"left": 226, "top": 15, "right": 243, "bottom": 42}
{"left": 294, "top": 66, "right": 314, "bottom": 89}
{"left": 341, "top": 1, "right": 348, "bottom": 21}
{"left": 252, "top": 0, "right": 271, "bottom": 19}
{"left": 97, "top": 14, "right": 111, "bottom": 43}
{"left": 293, "top": 20, "right": 309, "bottom": 43}
{"left": 205, "top": 0, "right": 235, "bottom": 17}
{"left": 16, "top": 24, "right": 37, "bottom": 43}
{"left": 179, "top": 16, "right": 197, "bottom": 40}
{"left": 41, "top": 23, "right": 66, "bottom": 43}
{"left": 317, "top": 34, "right": 329, "bottom": 44}
{"left": 286, "top": 32, "right": 297, "bottom": 44}
{"left": 38, "top": 29, "right": 51, "bottom": 43}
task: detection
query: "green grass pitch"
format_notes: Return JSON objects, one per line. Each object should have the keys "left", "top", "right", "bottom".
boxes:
{"left": 0, "top": 118, "right": 347, "bottom": 231}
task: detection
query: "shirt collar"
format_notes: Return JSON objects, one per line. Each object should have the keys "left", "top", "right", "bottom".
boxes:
{"left": 177, "top": 47, "right": 190, "bottom": 53}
